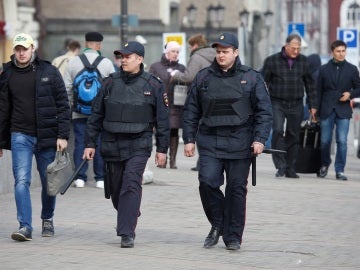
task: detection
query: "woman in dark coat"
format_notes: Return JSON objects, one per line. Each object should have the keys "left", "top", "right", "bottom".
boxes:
{"left": 149, "top": 41, "right": 185, "bottom": 169}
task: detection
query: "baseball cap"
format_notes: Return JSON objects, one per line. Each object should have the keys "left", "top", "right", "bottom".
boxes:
{"left": 114, "top": 41, "right": 145, "bottom": 57}
{"left": 85, "top": 32, "right": 103, "bottom": 42}
{"left": 212, "top": 32, "right": 239, "bottom": 49}
{"left": 13, "top": 33, "right": 34, "bottom": 49}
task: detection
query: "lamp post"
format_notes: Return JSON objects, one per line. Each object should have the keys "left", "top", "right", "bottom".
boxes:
{"left": 186, "top": 3, "right": 197, "bottom": 28}
{"left": 239, "top": 9, "right": 250, "bottom": 65}
{"left": 263, "top": 9, "right": 274, "bottom": 57}
{"left": 185, "top": 3, "right": 225, "bottom": 41}
{"left": 239, "top": 8, "right": 273, "bottom": 68}
{"left": 349, "top": 2, "right": 360, "bottom": 27}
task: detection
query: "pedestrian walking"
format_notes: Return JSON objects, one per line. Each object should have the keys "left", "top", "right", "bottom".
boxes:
{"left": 63, "top": 31, "right": 115, "bottom": 189}
{"left": 171, "top": 33, "right": 216, "bottom": 171}
{"left": 183, "top": 32, "right": 272, "bottom": 250}
{"left": 149, "top": 41, "right": 185, "bottom": 169}
{"left": 0, "top": 33, "right": 70, "bottom": 241}
{"left": 317, "top": 40, "right": 360, "bottom": 180}
{"left": 83, "top": 41, "right": 170, "bottom": 248}
{"left": 262, "top": 34, "right": 317, "bottom": 178}
{"left": 52, "top": 39, "right": 81, "bottom": 78}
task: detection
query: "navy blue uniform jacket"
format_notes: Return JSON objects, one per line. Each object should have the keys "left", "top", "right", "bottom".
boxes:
{"left": 183, "top": 57, "right": 272, "bottom": 159}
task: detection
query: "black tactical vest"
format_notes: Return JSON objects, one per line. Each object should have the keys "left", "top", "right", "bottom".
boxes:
{"left": 200, "top": 71, "right": 253, "bottom": 127}
{"left": 103, "top": 73, "right": 154, "bottom": 133}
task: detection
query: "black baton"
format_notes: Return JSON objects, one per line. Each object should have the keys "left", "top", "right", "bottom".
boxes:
{"left": 252, "top": 155, "right": 256, "bottom": 186}
{"left": 60, "top": 158, "right": 88, "bottom": 195}
{"left": 251, "top": 148, "right": 286, "bottom": 187}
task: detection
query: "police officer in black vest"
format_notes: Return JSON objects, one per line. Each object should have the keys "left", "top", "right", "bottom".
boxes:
{"left": 183, "top": 33, "right": 272, "bottom": 251}
{"left": 83, "top": 41, "right": 170, "bottom": 248}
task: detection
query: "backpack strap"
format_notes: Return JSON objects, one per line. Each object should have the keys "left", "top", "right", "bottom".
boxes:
{"left": 78, "top": 53, "right": 91, "bottom": 68}
{"left": 78, "top": 54, "right": 104, "bottom": 70}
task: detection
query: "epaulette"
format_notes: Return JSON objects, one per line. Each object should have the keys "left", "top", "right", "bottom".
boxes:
{"left": 149, "top": 73, "right": 162, "bottom": 83}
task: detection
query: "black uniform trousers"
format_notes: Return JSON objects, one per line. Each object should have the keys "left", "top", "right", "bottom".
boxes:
{"left": 198, "top": 155, "right": 251, "bottom": 245}
{"left": 106, "top": 155, "right": 148, "bottom": 238}
{"left": 271, "top": 98, "right": 303, "bottom": 173}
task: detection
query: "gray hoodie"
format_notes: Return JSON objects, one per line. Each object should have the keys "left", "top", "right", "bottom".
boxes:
{"left": 172, "top": 46, "right": 216, "bottom": 84}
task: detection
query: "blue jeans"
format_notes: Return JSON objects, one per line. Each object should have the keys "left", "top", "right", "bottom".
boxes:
{"left": 11, "top": 132, "right": 56, "bottom": 231}
{"left": 320, "top": 111, "right": 350, "bottom": 173}
{"left": 73, "top": 118, "right": 104, "bottom": 181}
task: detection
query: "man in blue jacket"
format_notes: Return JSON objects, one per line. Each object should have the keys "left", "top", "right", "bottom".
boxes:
{"left": 183, "top": 33, "right": 272, "bottom": 251}
{"left": 0, "top": 33, "right": 70, "bottom": 241}
{"left": 317, "top": 40, "right": 360, "bottom": 180}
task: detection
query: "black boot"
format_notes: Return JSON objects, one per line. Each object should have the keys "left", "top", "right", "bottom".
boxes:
{"left": 203, "top": 226, "right": 222, "bottom": 248}
{"left": 169, "top": 136, "right": 178, "bottom": 169}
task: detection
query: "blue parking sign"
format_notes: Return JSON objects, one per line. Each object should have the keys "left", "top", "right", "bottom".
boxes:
{"left": 337, "top": 28, "right": 358, "bottom": 48}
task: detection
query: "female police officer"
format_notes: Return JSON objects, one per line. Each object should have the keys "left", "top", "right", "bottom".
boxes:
{"left": 183, "top": 33, "right": 272, "bottom": 250}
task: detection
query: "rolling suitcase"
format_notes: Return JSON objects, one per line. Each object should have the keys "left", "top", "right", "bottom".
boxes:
{"left": 295, "top": 120, "right": 321, "bottom": 174}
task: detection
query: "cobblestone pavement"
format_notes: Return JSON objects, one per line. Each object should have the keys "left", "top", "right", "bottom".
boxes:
{"left": 0, "top": 148, "right": 359, "bottom": 270}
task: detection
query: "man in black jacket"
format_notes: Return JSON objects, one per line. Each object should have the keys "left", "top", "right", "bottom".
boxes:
{"left": 83, "top": 41, "right": 169, "bottom": 248}
{"left": 0, "top": 33, "right": 70, "bottom": 241}
{"left": 262, "top": 34, "right": 317, "bottom": 178}
{"left": 183, "top": 33, "right": 272, "bottom": 251}
{"left": 317, "top": 40, "right": 360, "bottom": 180}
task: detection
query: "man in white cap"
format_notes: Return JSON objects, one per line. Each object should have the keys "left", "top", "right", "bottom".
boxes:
{"left": 0, "top": 33, "right": 70, "bottom": 241}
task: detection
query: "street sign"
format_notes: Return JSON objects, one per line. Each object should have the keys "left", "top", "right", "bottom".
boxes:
{"left": 337, "top": 28, "right": 358, "bottom": 48}
{"left": 288, "top": 23, "right": 305, "bottom": 37}
{"left": 337, "top": 27, "right": 359, "bottom": 67}
{"left": 112, "top": 15, "right": 139, "bottom": 27}
{"left": 162, "top": 32, "right": 187, "bottom": 66}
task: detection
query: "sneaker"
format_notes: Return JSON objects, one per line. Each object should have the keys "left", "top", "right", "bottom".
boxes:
{"left": 42, "top": 219, "right": 54, "bottom": 237}
{"left": 74, "top": 179, "right": 85, "bottom": 188}
{"left": 11, "top": 227, "right": 32, "bottom": 241}
{"left": 275, "top": 168, "right": 285, "bottom": 177}
{"left": 318, "top": 166, "right": 328, "bottom": 178}
{"left": 96, "top": 180, "right": 104, "bottom": 189}
{"left": 336, "top": 172, "right": 348, "bottom": 181}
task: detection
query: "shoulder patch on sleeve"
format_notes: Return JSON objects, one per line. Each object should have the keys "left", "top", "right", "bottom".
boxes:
{"left": 163, "top": 93, "right": 169, "bottom": 107}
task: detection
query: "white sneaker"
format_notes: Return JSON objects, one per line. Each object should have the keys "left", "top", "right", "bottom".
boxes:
{"left": 96, "top": 180, "right": 104, "bottom": 189}
{"left": 74, "top": 179, "right": 85, "bottom": 188}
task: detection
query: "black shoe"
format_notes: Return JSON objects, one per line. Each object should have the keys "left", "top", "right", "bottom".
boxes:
{"left": 203, "top": 226, "right": 222, "bottom": 248}
{"left": 121, "top": 236, "right": 134, "bottom": 248}
{"left": 336, "top": 172, "right": 348, "bottom": 181}
{"left": 226, "top": 240, "right": 241, "bottom": 250}
{"left": 191, "top": 166, "right": 199, "bottom": 171}
{"left": 42, "top": 219, "right": 54, "bottom": 237}
{"left": 275, "top": 168, "right": 285, "bottom": 177}
{"left": 318, "top": 166, "right": 328, "bottom": 178}
{"left": 11, "top": 227, "right": 32, "bottom": 241}
{"left": 285, "top": 171, "right": 300, "bottom": 178}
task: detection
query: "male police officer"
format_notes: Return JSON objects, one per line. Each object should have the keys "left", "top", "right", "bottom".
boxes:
{"left": 183, "top": 33, "right": 272, "bottom": 250}
{"left": 83, "top": 41, "right": 169, "bottom": 248}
